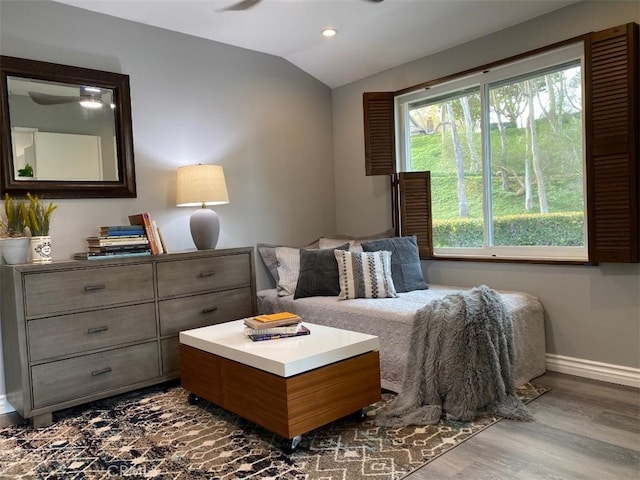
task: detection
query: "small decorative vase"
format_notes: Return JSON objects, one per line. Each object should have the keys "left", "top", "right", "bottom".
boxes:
{"left": 30, "top": 235, "right": 52, "bottom": 263}
{"left": 1, "top": 237, "right": 30, "bottom": 264}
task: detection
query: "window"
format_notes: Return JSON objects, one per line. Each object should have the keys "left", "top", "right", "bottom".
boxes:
{"left": 397, "top": 45, "right": 586, "bottom": 261}
{"left": 363, "top": 23, "right": 639, "bottom": 264}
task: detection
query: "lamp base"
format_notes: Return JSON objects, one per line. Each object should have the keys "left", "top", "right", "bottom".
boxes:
{"left": 190, "top": 208, "right": 220, "bottom": 250}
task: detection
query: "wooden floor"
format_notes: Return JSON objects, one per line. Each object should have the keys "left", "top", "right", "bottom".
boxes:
{"left": 406, "top": 371, "right": 640, "bottom": 480}
{"left": 1, "top": 371, "right": 638, "bottom": 479}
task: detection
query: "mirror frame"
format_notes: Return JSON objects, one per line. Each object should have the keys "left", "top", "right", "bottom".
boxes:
{"left": 0, "top": 55, "right": 136, "bottom": 198}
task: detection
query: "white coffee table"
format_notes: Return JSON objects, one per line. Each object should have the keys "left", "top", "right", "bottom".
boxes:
{"left": 179, "top": 319, "right": 381, "bottom": 450}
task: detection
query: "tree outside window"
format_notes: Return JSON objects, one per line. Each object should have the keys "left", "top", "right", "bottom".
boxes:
{"left": 405, "top": 59, "right": 584, "bottom": 257}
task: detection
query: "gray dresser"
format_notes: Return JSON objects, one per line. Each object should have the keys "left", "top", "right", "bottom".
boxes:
{"left": 0, "top": 247, "right": 256, "bottom": 426}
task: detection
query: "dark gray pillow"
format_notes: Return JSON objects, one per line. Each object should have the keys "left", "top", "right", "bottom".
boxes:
{"left": 294, "top": 244, "right": 349, "bottom": 299}
{"left": 361, "top": 236, "right": 427, "bottom": 293}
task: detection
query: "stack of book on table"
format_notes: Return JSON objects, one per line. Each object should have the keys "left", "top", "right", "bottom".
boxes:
{"left": 74, "top": 225, "right": 152, "bottom": 260}
{"left": 244, "top": 312, "right": 310, "bottom": 342}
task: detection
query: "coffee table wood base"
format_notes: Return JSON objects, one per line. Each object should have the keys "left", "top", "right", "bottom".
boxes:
{"left": 180, "top": 343, "right": 381, "bottom": 440}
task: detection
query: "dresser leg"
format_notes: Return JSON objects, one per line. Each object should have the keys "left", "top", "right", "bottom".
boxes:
{"left": 31, "top": 412, "right": 53, "bottom": 428}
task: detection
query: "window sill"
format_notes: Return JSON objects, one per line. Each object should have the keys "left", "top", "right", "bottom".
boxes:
{"left": 424, "top": 254, "right": 595, "bottom": 266}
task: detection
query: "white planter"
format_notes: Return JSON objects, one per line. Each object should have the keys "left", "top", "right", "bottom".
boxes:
{"left": 29, "top": 236, "right": 52, "bottom": 263}
{"left": 0, "top": 237, "right": 30, "bottom": 265}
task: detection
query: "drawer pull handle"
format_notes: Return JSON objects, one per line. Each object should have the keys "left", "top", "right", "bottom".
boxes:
{"left": 84, "top": 284, "right": 106, "bottom": 292}
{"left": 201, "top": 306, "right": 218, "bottom": 314}
{"left": 199, "top": 271, "right": 216, "bottom": 278}
{"left": 88, "top": 326, "right": 109, "bottom": 334}
{"left": 91, "top": 367, "right": 112, "bottom": 377}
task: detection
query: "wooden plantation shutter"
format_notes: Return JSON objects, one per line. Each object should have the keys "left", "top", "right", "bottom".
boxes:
{"left": 585, "top": 23, "right": 639, "bottom": 263}
{"left": 363, "top": 92, "right": 434, "bottom": 257}
{"left": 363, "top": 92, "right": 396, "bottom": 176}
{"left": 365, "top": 23, "right": 639, "bottom": 264}
{"left": 399, "top": 172, "right": 433, "bottom": 258}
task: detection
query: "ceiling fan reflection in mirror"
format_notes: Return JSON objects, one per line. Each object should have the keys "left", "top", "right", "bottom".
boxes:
{"left": 221, "top": 0, "right": 383, "bottom": 11}
{"left": 28, "top": 86, "right": 110, "bottom": 109}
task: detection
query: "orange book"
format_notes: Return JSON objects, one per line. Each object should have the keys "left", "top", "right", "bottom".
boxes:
{"left": 252, "top": 312, "right": 301, "bottom": 323}
{"left": 128, "top": 212, "right": 161, "bottom": 255}
{"left": 244, "top": 313, "right": 302, "bottom": 330}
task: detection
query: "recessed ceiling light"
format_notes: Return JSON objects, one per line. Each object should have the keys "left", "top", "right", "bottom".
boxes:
{"left": 321, "top": 28, "right": 337, "bottom": 38}
{"left": 79, "top": 98, "right": 103, "bottom": 109}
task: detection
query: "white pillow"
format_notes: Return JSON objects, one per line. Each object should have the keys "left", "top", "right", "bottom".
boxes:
{"left": 319, "top": 238, "right": 362, "bottom": 252}
{"left": 275, "top": 246, "right": 302, "bottom": 296}
{"left": 334, "top": 250, "right": 397, "bottom": 300}
{"left": 258, "top": 238, "right": 320, "bottom": 285}
{"left": 319, "top": 229, "right": 395, "bottom": 253}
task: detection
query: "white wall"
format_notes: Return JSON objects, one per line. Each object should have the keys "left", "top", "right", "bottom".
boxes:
{"left": 332, "top": 1, "right": 640, "bottom": 370}
{"left": 0, "top": 0, "right": 337, "bottom": 285}
{"left": 0, "top": 0, "right": 335, "bottom": 408}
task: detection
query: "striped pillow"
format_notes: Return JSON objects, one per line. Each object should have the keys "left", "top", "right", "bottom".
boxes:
{"left": 334, "top": 250, "right": 397, "bottom": 300}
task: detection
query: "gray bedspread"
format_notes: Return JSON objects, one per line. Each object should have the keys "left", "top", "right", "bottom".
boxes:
{"left": 257, "top": 284, "right": 546, "bottom": 392}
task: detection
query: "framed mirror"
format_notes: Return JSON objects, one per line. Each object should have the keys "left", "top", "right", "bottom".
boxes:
{"left": 0, "top": 56, "right": 136, "bottom": 198}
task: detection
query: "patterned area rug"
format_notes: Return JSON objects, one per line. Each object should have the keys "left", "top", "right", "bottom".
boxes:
{"left": 0, "top": 382, "right": 547, "bottom": 479}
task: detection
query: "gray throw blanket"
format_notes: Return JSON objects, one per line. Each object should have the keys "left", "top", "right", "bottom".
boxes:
{"left": 376, "top": 285, "right": 532, "bottom": 427}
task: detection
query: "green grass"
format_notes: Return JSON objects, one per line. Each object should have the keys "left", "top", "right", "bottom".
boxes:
{"left": 409, "top": 118, "right": 585, "bottom": 246}
{"left": 429, "top": 175, "right": 583, "bottom": 219}
{"left": 410, "top": 119, "right": 584, "bottom": 220}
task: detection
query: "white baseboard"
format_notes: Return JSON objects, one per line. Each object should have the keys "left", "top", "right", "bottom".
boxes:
{"left": 546, "top": 353, "right": 640, "bottom": 388}
{"left": 0, "top": 394, "right": 15, "bottom": 414}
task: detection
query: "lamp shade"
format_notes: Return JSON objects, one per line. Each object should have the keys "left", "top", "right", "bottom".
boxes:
{"left": 176, "top": 164, "right": 229, "bottom": 250}
{"left": 176, "top": 164, "right": 229, "bottom": 207}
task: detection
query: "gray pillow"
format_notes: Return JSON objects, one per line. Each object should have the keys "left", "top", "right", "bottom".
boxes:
{"left": 361, "top": 235, "right": 427, "bottom": 293}
{"left": 257, "top": 239, "right": 319, "bottom": 285}
{"left": 257, "top": 243, "right": 280, "bottom": 283}
{"left": 294, "top": 244, "right": 349, "bottom": 299}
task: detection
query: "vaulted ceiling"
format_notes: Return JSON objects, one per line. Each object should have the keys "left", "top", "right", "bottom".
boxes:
{"left": 54, "top": 0, "right": 578, "bottom": 88}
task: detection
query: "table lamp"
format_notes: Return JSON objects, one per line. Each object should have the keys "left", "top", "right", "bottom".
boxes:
{"left": 176, "top": 164, "right": 229, "bottom": 250}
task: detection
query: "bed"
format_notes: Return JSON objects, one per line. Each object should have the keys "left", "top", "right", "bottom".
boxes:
{"left": 256, "top": 235, "right": 546, "bottom": 393}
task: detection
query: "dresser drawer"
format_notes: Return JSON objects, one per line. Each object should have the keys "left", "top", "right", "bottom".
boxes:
{"left": 31, "top": 342, "right": 159, "bottom": 408}
{"left": 24, "top": 264, "right": 154, "bottom": 317}
{"left": 28, "top": 303, "right": 157, "bottom": 362}
{"left": 159, "top": 287, "right": 253, "bottom": 336}
{"left": 156, "top": 254, "right": 251, "bottom": 298}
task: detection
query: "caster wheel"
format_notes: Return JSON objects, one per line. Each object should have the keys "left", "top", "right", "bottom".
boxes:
{"left": 283, "top": 435, "right": 302, "bottom": 453}
{"left": 349, "top": 408, "right": 368, "bottom": 421}
{"left": 187, "top": 393, "right": 200, "bottom": 405}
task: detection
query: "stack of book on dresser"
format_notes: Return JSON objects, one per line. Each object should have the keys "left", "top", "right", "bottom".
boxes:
{"left": 244, "top": 312, "right": 310, "bottom": 342}
{"left": 127, "top": 212, "right": 166, "bottom": 255}
{"left": 74, "top": 225, "right": 152, "bottom": 260}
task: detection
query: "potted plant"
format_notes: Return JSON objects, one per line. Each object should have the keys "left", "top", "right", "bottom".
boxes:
{"left": 24, "top": 193, "right": 57, "bottom": 263}
{"left": 0, "top": 193, "right": 30, "bottom": 264}
{"left": 17, "top": 163, "right": 34, "bottom": 177}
